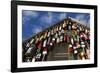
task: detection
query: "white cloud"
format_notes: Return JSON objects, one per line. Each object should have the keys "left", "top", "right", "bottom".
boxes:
{"left": 75, "top": 14, "right": 90, "bottom": 26}
{"left": 40, "top": 12, "right": 53, "bottom": 25}
{"left": 22, "top": 11, "right": 39, "bottom": 25}
{"left": 75, "top": 14, "right": 85, "bottom": 20}
{"left": 32, "top": 27, "right": 42, "bottom": 35}
{"left": 23, "top": 11, "right": 39, "bottom": 18}
{"left": 59, "top": 13, "right": 67, "bottom": 20}
{"left": 22, "top": 16, "right": 30, "bottom": 24}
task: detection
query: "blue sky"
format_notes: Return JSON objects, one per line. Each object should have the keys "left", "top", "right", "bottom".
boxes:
{"left": 22, "top": 10, "right": 90, "bottom": 41}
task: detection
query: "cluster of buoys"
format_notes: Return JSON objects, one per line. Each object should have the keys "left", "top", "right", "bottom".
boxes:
{"left": 22, "top": 18, "right": 90, "bottom": 62}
